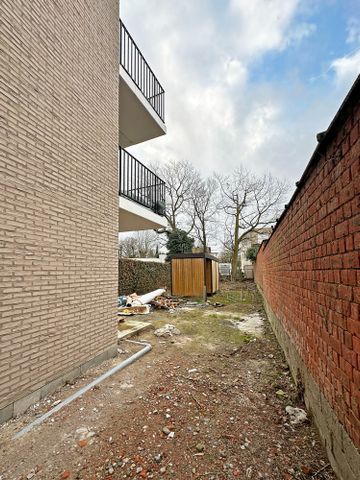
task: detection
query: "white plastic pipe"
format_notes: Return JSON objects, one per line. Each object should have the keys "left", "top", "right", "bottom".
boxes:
{"left": 14, "top": 339, "right": 152, "bottom": 439}
{"left": 138, "top": 288, "right": 165, "bottom": 305}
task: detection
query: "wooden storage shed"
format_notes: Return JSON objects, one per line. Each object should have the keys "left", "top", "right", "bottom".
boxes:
{"left": 171, "top": 253, "right": 219, "bottom": 297}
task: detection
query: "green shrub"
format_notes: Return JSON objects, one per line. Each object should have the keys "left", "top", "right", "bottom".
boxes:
{"left": 166, "top": 229, "right": 194, "bottom": 255}
{"left": 119, "top": 259, "right": 171, "bottom": 295}
{"left": 246, "top": 244, "right": 260, "bottom": 263}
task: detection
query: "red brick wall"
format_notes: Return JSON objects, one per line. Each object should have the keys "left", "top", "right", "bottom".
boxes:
{"left": 0, "top": 1, "right": 119, "bottom": 413}
{"left": 255, "top": 91, "right": 360, "bottom": 449}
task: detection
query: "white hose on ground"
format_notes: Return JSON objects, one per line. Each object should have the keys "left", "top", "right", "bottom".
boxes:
{"left": 13, "top": 339, "right": 152, "bottom": 439}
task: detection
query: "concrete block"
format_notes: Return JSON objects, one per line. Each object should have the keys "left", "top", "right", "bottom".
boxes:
{"left": 332, "top": 435, "right": 357, "bottom": 480}
{"left": 62, "top": 367, "right": 81, "bottom": 384}
{"left": 107, "top": 345, "right": 118, "bottom": 359}
{"left": 342, "top": 427, "right": 360, "bottom": 477}
{"left": 13, "top": 389, "right": 41, "bottom": 416}
{"left": 80, "top": 346, "right": 116, "bottom": 374}
{"left": 40, "top": 375, "right": 66, "bottom": 398}
{"left": 0, "top": 403, "right": 13, "bottom": 423}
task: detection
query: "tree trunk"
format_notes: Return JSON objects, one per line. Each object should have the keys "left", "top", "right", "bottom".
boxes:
{"left": 202, "top": 224, "right": 207, "bottom": 251}
{"left": 169, "top": 216, "right": 176, "bottom": 232}
{"left": 231, "top": 209, "right": 240, "bottom": 281}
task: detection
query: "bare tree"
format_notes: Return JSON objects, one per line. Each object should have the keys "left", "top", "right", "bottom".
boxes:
{"left": 151, "top": 158, "right": 199, "bottom": 233}
{"left": 119, "top": 231, "right": 159, "bottom": 258}
{"left": 192, "top": 176, "right": 219, "bottom": 249}
{"left": 217, "top": 166, "right": 288, "bottom": 280}
{"left": 119, "top": 236, "right": 137, "bottom": 258}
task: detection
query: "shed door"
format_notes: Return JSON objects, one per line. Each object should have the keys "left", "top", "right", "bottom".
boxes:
{"left": 172, "top": 258, "right": 204, "bottom": 297}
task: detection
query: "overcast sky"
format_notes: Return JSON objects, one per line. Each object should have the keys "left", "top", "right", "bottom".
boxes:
{"left": 122, "top": 0, "right": 360, "bottom": 190}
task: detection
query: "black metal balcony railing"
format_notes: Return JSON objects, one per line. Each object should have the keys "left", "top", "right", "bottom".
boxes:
{"left": 119, "top": 148, "right": 166, "bottom": 216}
{"left": 120, "top": 21, "right": 165, "bottom": 122}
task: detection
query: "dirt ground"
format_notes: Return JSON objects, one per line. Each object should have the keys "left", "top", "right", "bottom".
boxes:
{"left": 0, "top": 282, "right": 336, "bottom": 480}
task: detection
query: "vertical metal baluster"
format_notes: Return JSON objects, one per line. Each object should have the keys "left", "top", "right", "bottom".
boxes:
{"left": 155, "top": 78, "right": 158, "bottom": 113}
{"left": 136, "top": 44, "right": 138, "bottom": 87}
{"left": 148, "top": 168, "right": 150, "bottom": 209}
{"left": 133, "top": 154, "right": 135, "bottom": 200}
{"left": 126, "top": 151, "right": 129, "bottom": 196}
{"left": 143, "top": 167, "right": 145, "bottom": 208}
{"left": 132, "top": 155, "right": 134, "bottom": 200}
{"left": 131, "top": 41, "right": 133, "bottom": 82}
{"left": 123, "top": 25, "right": 125, "bottom": 69}
{"left": 153, "top": 173, "right": 155, "bottom": 212}
{"left": 121, "top": 149, "right": 124, "bottom": 195}
{"left": 119, "top": 148, "right": 121, "bottom": 194}
{"left": 130, "top": 41, "right": 133, "bottom": 78}
{"left": 121, "top": 149, "right": 123, "bottom": 195}
{"left": 126, "top": 29, "right": 131, "bottom": 74}
{"left": 151, "top": 73, "right": 153, "bottom": 108}
{"left": 129, "top": 153, "right": 132, "bottom": 199}
{"left": 135, "top": 159, "right": 137, "bottom": 202}
{"left": 140, "top": 162, "right": 143, "bottom": 206}
{"left": 141, "top": 59, "right": 143, "bottom": 97}
{"left": 136, "top": 159, "right": 138, "bottom": 201}
{"left": 138, "top": 161, "right": 141, "bottom": 203}
{"left": 123, "top": 26, "right": 126, "bottom": 69}
{"left": 120, "top": 22, "right": 123, "bottom": 65}
{"left": 156, "top": 175, "right": 158, "bottom": 213}
{"left": 124, "top": 151, "right": 126, "bottom": 197}
{"left": 124, "top": 150, "right": 126, "bottom": 195}
{"left": 133, "top": 41, "right": 135, "bottom": 78}
{"left": 119, "top": 22, "right": 122, "bottom": 65}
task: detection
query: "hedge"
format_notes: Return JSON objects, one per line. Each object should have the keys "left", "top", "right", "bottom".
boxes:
{"left": 119, "top": 259, "right": 171, "bottom": 295}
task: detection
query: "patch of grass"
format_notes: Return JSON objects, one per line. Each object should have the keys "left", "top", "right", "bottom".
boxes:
{"left": 182, "top": 318, "right": 253, "bottom": 346}
{"left": 146, "top": 284, "right": 263, "bottom": 353}
{"left": 207, "top": 312, "right": 244, "bottom": 321}
{"left": 212, "top": 287, "right": 263, "bottom": 312}
{"left": 151, "top": 308, "right": 254, "bottom": 352}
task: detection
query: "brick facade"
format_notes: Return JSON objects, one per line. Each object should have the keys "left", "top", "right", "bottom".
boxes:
{"left": 0, "top": 1, "right": 119, "bottom": 417}
{"left": 255, "top": 77, "right": 360, "bottom": 477}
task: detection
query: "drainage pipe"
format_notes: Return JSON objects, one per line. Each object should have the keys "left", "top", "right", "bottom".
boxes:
{"left": 14, "top": 339, "right": 152, "bottom": 439}
{"left": 138, "top": 289, "right": 165, "bottom": 305}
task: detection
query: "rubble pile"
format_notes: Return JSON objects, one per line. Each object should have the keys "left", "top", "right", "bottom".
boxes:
{"left": 153, "top": 324, "right": 181, "bottom": 337}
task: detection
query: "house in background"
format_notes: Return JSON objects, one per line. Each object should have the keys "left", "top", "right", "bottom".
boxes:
{"left": 239, "top": 228, "right": 272, "bottom": 277}
{"left": 1, "top": 1, "right": 166, "bottom": 423}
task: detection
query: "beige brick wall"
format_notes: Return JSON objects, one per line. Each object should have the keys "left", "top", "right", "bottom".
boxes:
{"left": 0, "top": 1, "right": 119, "bottom": 412}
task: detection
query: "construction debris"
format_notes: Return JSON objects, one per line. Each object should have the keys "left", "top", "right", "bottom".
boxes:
{"left": 154, "top": 324, "right": 181, "bottom": 337}
{"left": 118, "top": 289, "right": 223, "bottom": 317}
{"left": 118, "top": 288, "right": 185, "bottom": 317}
{"left": 118, "top": 290, "right": 169, "bottom": 316}
{"left": 208, "top": 301, "right": 225, "bottom": 307}
{"left": 183, "top": 301, "right": 208, "bottom": 308}
{"left": 124, "top": 289, "right": 166, "bottom": 307}
{"left": 118, "top": 305, "right": 151, "bottom": 316}
{"left": 118, "top": 295, "right": 127, "bottom": 307}
{"left": 150, "top": 297, "right": 180, "bottom": 310}
{"left": 285, "top": 406, "right": 308, "bottom": 425}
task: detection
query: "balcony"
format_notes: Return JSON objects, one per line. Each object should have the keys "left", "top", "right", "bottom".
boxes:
{"left": 119, "top": 148, "right": 167, "bottom": 232}
{"left": 119, "top": 21, "right": 166, "bottom": 147}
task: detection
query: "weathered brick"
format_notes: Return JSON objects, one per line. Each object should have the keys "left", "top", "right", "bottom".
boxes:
{"left": 335, "top": 220, "right": 349, "bottom": 239}
{"left": 255, "top": 84, "right": 360, "bottom": 452}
